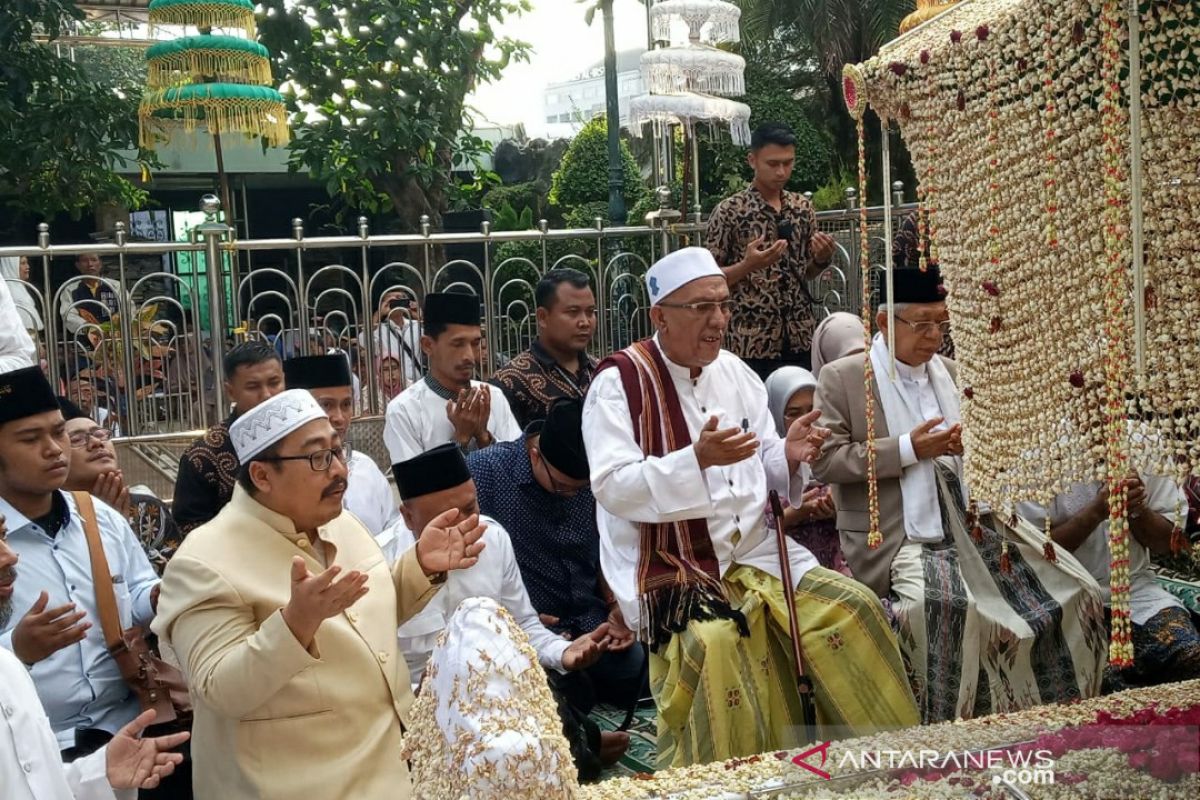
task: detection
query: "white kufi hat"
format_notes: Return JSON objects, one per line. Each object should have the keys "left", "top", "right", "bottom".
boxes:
{"left": 645, "top": 246, "right": 724, "bottom": 306}
{"left": 229, "top": 389, "right": 328, "bottom": 461}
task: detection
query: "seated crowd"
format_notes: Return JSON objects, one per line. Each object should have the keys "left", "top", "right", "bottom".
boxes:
{"left": 1, "top": 235, "right": 1199, "bottom": 800}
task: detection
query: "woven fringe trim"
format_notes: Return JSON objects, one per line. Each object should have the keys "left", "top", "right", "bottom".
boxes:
{"left": 147, "top": 50, "right": 272, "bottom": 90}
{"left": 643, "top": 67, "right": 745, "bottom": 98}
{"left": 652, "top": 14, "right": 741, "bottom": 45}
{"left": 148, "top": 6, "right": 257, "bottom": 38}
{"left": 139, "top": 99, "right": 290, "bottom": 149}
{"left": 640, "top": 582, "right": 750, "bottom": 652}
{"left": 899, "top": 1, "right": 961, "bottom": 34}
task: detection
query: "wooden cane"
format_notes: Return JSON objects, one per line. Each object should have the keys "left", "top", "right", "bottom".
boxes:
{"left": 769, "top": 489, "right": 818, "bottom": 744}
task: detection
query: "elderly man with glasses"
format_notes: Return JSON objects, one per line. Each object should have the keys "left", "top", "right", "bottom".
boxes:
{"left": 812, "top": 265, "right": 1107, "bottom": 723}
{"left": 152, "top": 389, "right": 487, "bottom": 800}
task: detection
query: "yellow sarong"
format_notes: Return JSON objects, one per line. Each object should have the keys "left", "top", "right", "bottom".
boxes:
{"left": 650, "top": 565, "right": 919, "bottom": 769}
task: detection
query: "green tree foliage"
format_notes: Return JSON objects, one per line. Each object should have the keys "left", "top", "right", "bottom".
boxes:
{"left": 0, "top": 0, "right": 151, "bottom": 219}
{"left": 258, "top": 0, "right": 531, "bottom": 231}
{"left": 548, "top": 116, "right": 647, "bottom": 211}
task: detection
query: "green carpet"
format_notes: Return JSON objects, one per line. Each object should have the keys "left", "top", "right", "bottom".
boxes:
{"left": 590, "top": 703, "right": 659, "bottom": 778}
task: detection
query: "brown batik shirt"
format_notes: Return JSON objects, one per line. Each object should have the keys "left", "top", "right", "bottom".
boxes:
{"left": 491, "top": 340, "right": 596, "bottom": 429}
{"left": 171, "top": 415, "right": 239, "bottom": 535}
{"left": 705, "top": 184, "right": 822, "bottom": 360}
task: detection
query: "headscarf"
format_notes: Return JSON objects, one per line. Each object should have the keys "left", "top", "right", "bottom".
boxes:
{"left": 0, "top": 256, "right": 43, "bottom": 331}
{"left": 376, "top": 354, "right": 404, "bottom": 402}
{"left": 765, "top": 366, "right": 818, "bottom": 437}
{"left": 811, "top": 312, "right": 866, "bottom": 377}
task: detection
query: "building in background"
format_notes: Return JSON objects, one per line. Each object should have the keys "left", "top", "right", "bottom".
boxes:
{"left": 542, "top": 48, "right": 644, "bottom": 139}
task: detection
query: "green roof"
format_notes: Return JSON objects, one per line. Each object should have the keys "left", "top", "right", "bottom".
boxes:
{"left": 146, "top": 34, "right": 268, "bottom": 60}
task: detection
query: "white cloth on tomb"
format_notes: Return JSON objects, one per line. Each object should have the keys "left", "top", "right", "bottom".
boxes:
{"left": 375, "top": 514, "right": 569, "bottom": 684}
{"left": 582, "top": 338, "right": 817, "bottom": 634}
{"left": 342, "top": 449, "right": 396, "bottom": 537}
{"left": 382, "top": 378, "right": 522, "bottom": 464}
{"left": 0, "top": 648, "right": 130, "bottom": 800}
{"left": 644, "top": 246, "right": 724, "bottom": 306}
{"left": 0, "top": 271, "right": 37, "bottom": 371}
{"left": 1017, "top": 475, "right": 1186, "bottom": 626}
{"left": 870, "top": 333, "right": 963, "bottom": 542}
{"left": 228, "top": 389, "right": 327, "bottom": 461}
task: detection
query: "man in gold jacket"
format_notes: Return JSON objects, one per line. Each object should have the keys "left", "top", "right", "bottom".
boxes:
{"left": 153, "top": 390, "right": 486, "bottom": 799}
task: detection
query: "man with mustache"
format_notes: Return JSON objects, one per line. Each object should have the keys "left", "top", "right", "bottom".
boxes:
{"left": 582, "top": 248, "right": 918, "bottom": 768}
{"left": 1, "top": 514, "right": 189, "bottom": 799}
{"left": 0, "top": 367, "right": 163, "bottom": 765}
{"left": 57, "top": 398, "right": 181, "bottom": 573}
{"left": 153, "top": 389, "right": 486, "bottom": 799}
{"left": 283, "top": 354, "right": 395, "bottom": 536}
{"left": 383, "top": 292, "right": 522, "bottom": 463}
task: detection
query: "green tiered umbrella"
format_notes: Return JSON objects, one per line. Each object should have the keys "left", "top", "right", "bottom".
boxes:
{"left": 146, "top": 0, "right": 256, "bottom": 36}
{"left": 139, "top": 0, "right": 289, "bottom": 226}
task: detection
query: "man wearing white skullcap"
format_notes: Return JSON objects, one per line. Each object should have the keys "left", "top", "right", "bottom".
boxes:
{"left": 583, "top": 247, "right": 918, "bottom": 768}
{"left": 153, "top": 389, "right": 489, "bottom": 800}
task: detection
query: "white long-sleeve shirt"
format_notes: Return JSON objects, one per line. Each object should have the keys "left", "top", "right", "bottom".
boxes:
{"left": 342, "top": 450, "right": 397, "bottom": 537}
{"left": 582, "top": 342, "right": 816, "bottom": 633}
{"left": 0, "top": 647, "right": 130, "bottom": 800}
{"left": 0, "top": 275, "right": 37, "bottom": 370}
{"left": 383, "top": 378, "right": 523, "bottom": 464}
{"left": 375, "top": 514, "right": 570, "bottom": 683}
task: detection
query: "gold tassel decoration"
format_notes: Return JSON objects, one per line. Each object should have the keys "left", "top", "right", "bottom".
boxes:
{"left": 148, "top": 2, "right": 257, "bottom": 38}
{"left": 147, "top": 50, "right": 272, "bottom": 90}
{"left": 139, "top": 92, "right": 290, "bottom": 150}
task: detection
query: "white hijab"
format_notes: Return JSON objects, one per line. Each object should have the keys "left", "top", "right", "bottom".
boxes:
{"left": 811, "top": 312, "right": 865, "bottom": 377}
{"left": 0, "top": 257, "right": 43, "bottom": 331}
{"left": 765, "top": 366, "right": 818, "bottom": 437}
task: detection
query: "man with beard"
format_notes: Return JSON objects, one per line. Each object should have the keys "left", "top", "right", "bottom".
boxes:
{"left": 0, "top": 515, "right": 189, "bottom": 800}
{"left": 384, "top": 293, "right": 522, "bottom": 463}
{"left": 0, "top": 367, "right": 163, "bottom": 764}
{"left": 153, "top": 389, "right": 486, "bottom": 799}
{"left": 283, "top": 354, "right": 395, "bottom": 535}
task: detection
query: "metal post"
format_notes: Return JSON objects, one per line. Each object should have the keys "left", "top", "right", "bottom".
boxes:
{"left": 358, "top": 216, "right": 378, "bottom": 414}
{"left": 645, "top": 0, "right": 662, "bottom": 189}
{"left": 481, "top": 219, "right": 496, "bottom": 376}
{"left": 38, "top": 223, "right": 58, "bottom": 389}
{"left": 892, "top": 180, "right": 905, "bottom": 208}
{"left": 881, "top": 122, "right": 896, "bottom": 380}
{"left": 1127, "top": 0, "right": 1146, "bottom": 377}
{"left": 602, "top": 0, "right": 627, "bottom": 224}
{"left": 690, "top": 131, "right": 702, "bottom": 223}
{"left": 420, "top": 214, "right": 433, "bottom": 290}
{"left": 113, "top": 222, "right": 139, "bottom": 435}
{"left": 196, "top": 194, "right": 230, "bottom": 417}
{"left": 293, "top": 218, "right": 308, "bottom": 353}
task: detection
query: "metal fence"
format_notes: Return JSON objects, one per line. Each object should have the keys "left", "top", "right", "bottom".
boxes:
{"left": 2, "top": 187, "right": 914, "bottom": 498}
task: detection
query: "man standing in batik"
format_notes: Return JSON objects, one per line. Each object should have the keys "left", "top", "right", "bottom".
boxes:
{"left": 583, "top": 247, "right": 918, "bottom": 769}
{"left": 813, "top": 265, "right": 1106, "bottom": 723}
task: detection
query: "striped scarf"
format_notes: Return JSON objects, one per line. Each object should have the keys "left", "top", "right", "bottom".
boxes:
{"left": 598, "top": 338, "right": 749, "bottom": 650}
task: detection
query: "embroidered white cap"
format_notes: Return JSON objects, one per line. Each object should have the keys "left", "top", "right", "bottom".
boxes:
{"left": 645, "top": 246, "right": 724, "bottom": 306}
{"left": 229, "top": 389, "right": 328, "bottom": 462}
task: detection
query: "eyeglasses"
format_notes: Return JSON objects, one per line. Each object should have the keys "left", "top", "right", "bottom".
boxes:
{"left": 895, "top": 317, "right": 952, "bottom": 337}
{"left": 68, "top": 427, "right": 113, "bottom": 448}
{"left": 657, "top": 299, "right": 735, "bottom": 317}
{"left": 258, "top": 442, "right": 353, "bottom": 472}
{"left": 537, "top": 454, "right": 585, "bottom": 498}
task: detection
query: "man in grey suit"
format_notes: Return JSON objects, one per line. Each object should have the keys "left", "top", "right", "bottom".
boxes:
{"left": 813, "top": 266, "right": 1105, "bottom": 723}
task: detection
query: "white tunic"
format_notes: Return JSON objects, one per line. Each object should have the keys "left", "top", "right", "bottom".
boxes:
{"left": 1017, "top": 475, "right": 1186, "bottom": 626}
{"left": 342, "top": 450, "right": 396, "bottom": 536}
{"left": 383, "top": 378, "right": 523, "bottom": 464}
{"left": 375, "top": 515, "right": 570, "bottom": 683}
{"left": 0, "top": 274, "right": 37, "bottom": 371}
{"left": 582, "top": 342, "right": 816, "bottom": 633}
{"left": 0, "top": 648, "right": 129, "bottom": 800}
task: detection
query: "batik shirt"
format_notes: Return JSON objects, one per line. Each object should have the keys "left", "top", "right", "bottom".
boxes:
{"left": 172, "top": 416, "right": 238, "bottom": 535}
{"left": 491, "top": 341, "right": 596, "bottom": 429}
{"left": 705, "top": 184, "right": 821, "bottom": 360}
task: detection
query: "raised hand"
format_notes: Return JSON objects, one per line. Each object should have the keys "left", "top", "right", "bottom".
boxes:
{"left": 785, "top": 409, "right": 830, "bottom": 467}
{"left": 92, "top": 471, "right": 131, "bottom": 517}
{"left": 281, "top": 557, "right": 369, "bottom": 648}
{"left": 446, "top": 387, "right": 492, "bottom": 446}
{"left": 810, "top": 231, "right": 836, "bottom": 264}
{"left": 414, "top": 507, "right": 488, "bottom": 576}
{"left": 742, "top": 234, "right": 787, "bottom": 273}
{"left": 910, "top": 418, "right": 960, "bottom": 460}
{"left": 11, "top": 591, "right": 91, "bottom": 666}
{"left": 105, "top": 709, "right": 190, "bottom": 790}
{"left": 562, "top": 622, "right": 612, "bottom": 671}
{"left": 694, "top": 415, "right": 758, "bottom": 470}
{"left": 604, "top": 607, "right": 637, "bottom": 653}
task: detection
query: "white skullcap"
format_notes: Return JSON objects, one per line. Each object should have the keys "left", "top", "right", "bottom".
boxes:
{"left": 645, "top": 246, "right": 724, "bottom": 306}
{"left": 229, "top": 389, "right": 328, "bottom": 461}
{"left": 402, "top": 597, "right": 578, "bottom": 800}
